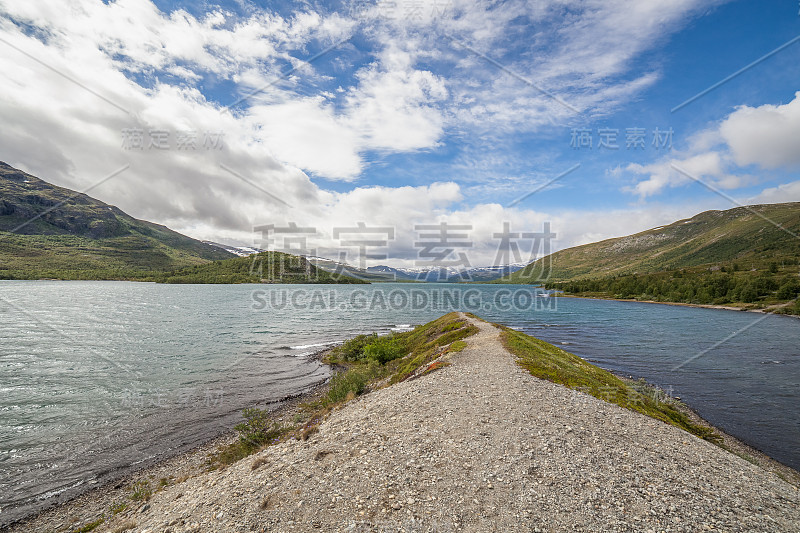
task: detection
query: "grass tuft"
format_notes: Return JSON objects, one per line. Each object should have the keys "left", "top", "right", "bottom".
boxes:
{"left": 129, "top": 480, "right": 152, "bottom": 502}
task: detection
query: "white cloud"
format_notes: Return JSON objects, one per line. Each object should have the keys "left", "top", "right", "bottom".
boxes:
{"left": 623, "top": 151, "right": 750, "bottom": 198}
{"left": 748, "top": 180, "right": 800, "bottom": 204}
{"left": 719, "top": 92, "right": 800, "bottom": 170}
{"left": 433, "top": 0, "right": 721, "bottom": 132}
{"left": 0, "top": 0, "right": 738, "bottom": 266}
{"left": 623, "top": 93, "right": 800, "bottom": 198}
{"left": 343, "top": 45, "right": 448, "bottom": 153}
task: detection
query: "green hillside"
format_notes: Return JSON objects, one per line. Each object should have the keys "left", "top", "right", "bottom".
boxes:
{"left": 498, "top": 203, "right": 800, "bottom": 313}
{"left": 151, "top": 251, "right": 366, "bottom": 284}
{"left": 0, "top": 161, "right": 233, "bottom": 280}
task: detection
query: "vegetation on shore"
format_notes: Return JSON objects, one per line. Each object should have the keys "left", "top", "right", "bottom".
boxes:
{"left": 498, "top": 324, "right": 722, "bottom": 443}
{"left": 147, "top": 251, "right": 366, "bottom": 284}
{"left": 546, "top": 267, "right": 800, "bottom": 315}
{"left": 208, "top": 313, "right": 478, "bottom": 467}
{"left": 496, "top": 202, "right": 800, "bottom": 313}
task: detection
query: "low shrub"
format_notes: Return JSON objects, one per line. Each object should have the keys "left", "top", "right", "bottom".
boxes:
{"left": 234, "top": 408, "right": 287, "bottom": 449}
{"left": 324, "top": 361, "right": 383, "bottom": 405}
{"left": 129, "top": 480, "right": 152, "bottom": 502}
{"left": 330, "top": 333, "right": 378, "bottom": 362}
{"left": 363, "top": 336, "right": 405, "bottom": 364}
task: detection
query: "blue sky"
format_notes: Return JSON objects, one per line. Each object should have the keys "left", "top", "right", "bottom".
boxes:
{"left": 0, "top": 0, "right": 798, "bottom": 266}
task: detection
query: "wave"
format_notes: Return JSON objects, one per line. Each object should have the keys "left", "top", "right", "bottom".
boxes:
{"left": 290, "top": 341, "right": 337, "bottom": 350}
{"left": 36, "top": 478, "right": 85, "bottom": 501}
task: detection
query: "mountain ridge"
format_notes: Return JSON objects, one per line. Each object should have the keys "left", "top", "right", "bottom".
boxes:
{"left": 497, "top": 202, "right": 800, "bottom": 312}
{"left": 0, "top": 161, "right": 234, "bottom": 279}
{"left": 501, "top": 202, "right": 800, "bottom": 283}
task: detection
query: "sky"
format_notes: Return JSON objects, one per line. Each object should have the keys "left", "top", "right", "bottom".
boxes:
{"left": 0, "top": 0, "right": 798, "bottom": 267}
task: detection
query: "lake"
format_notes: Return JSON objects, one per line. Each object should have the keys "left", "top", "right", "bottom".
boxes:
{"left": 0, "top": 281, "right": 797, "bottom": 525}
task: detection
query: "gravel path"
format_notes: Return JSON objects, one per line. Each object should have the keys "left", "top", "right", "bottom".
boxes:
{"left": 97, "top": 315, "right": 799, "bottom": 532}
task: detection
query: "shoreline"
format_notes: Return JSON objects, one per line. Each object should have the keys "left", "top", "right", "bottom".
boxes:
{"left": 4, "top": 326, "right": 799, "bottom": 532}
{"left": 557, "top": 293, "right": 800, "bottom": 318}
{"left": 1, "top": 372, "right": 332, "bottom": 533}
{"left": 92, "top": 314, "right": 800, "bottom": 531}
{"left": 612, "top": 373, "right": 800, "bottom": 487}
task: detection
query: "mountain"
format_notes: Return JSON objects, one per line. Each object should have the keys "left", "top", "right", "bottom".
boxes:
{"left": 449, "top": 264, "right": 527, "bottom": 282}
{"left": 0, "top": 161, "right": 234, "bottom": 279}
{"left": 498, "top": 202, "right": 800, "bottom": 312}
{"left": 309, "top": 260, "right": 527, "bottom": 282}
{"left": 502, "top": 203, "right": 800, "bottom": 282}
{"left": 202, "top": 241, "right": 263, "bottom": 257}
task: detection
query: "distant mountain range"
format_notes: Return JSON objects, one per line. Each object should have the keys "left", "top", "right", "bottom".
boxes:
{"left": 200, "top": 247, "right": 528, "bottom": 283}
{"left": 364, "top": 263, "right": 527, "bottom": 282}
{"left": 0, "top": 161, "right": 235, "bottom": 279}
{"left": 300, "top": 257, "right": 526, "bottom": 282}
{"left": 13, "top": 157, "right": 794, "bottom": 296}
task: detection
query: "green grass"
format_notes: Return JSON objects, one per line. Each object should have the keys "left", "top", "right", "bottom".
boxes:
{"left": 500, "top": 326, "right": 722, "bottom": 443}
{"left": 385, "top": 314, "right": 479, "bottom": 384}
{"left": 72, "top": 518, "right": 104, "bottom": 533}
{"left": 323, "top": 361, "right": 385, "bottom": 404}
{"left": 449, "top": 340, "right": 468, "bottom": 352}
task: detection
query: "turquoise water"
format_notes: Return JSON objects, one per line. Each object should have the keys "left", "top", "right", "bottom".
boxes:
{"left": 0, "top": 281, "right": 797, "bottom": 524}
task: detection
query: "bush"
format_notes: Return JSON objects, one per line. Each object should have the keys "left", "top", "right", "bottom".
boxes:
{"left": 739, "top": 284, "right": 758, "bottom": 303}
{"left": 234, "top": 408, "right": 285, "bottom": 447}
{"left": 363, "top": 336, "right": 405, "bottom": 364}
{"left": 331, "top": 333, "right": 378, "bottom": 362}
{"left": 324, "top": 361, "right": 383, "bottom": 405}
{"left": 777, "top": 280, "right": 800, "bottom": 300}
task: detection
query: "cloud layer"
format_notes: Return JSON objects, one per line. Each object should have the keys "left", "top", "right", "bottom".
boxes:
{"left": 2, "top": 0, "right": 792, "bottom": 266}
